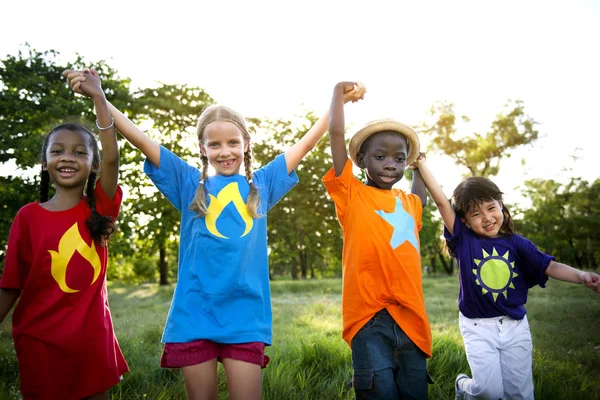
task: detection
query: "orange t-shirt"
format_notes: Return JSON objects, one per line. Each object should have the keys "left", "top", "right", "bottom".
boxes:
{"left": 323, "top": 159, "right": 432, "bottom": 358}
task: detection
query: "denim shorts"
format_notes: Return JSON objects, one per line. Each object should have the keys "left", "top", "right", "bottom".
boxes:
{"left": 160, "top": 340, "right": 270, "bottom": 369}
{"left": 351, "top": 308, "right": 429, "bottom": 399}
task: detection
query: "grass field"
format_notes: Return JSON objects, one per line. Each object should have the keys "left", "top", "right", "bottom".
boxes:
{"left": 0, "top": 276, "right": 598, "bottom": 399}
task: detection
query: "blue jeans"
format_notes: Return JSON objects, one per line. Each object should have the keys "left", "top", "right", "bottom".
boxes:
{"left": 351, "top": 309, "right": 428, "bottom": 400}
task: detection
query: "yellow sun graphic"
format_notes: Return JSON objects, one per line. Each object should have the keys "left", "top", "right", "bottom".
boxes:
{"left": 472, "top": 247, "right": 518, "bottom": 302}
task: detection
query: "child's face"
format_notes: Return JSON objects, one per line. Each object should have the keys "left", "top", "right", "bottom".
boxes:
{"left": 357, "top": 132, "right": 407, "bottom": 190}
{"left": 200, "top": 121, "right": 249, "bottom": 176}
{"left": 463, "top": 200, "right": 504, "bottom": 238}
{"left": 43, "top": 129, "right": 96, "bottom": 189}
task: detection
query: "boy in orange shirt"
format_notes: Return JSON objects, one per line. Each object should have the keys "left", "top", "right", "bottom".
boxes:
{"left": 323, "top": 82, "right": 432, "bottom": 399}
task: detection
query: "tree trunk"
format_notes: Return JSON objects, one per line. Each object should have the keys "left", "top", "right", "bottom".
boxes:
{"left": 429, "top": 256, "right": 437, "bottom": 274}
{"left": 298, "top": 250, "right": 308, "bottom": 280}
{"left": 159, "top": 245, "right": 169, "bottom": 285}
{"left": 438, "top": 252, "right": 453, "bottom": 275}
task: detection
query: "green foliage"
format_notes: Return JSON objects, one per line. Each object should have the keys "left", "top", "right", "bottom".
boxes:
{"left": 251, "top": 114, "right": 343, "bottom": 279}
{"left": 421, "top": 100, "right": 539, "bottom": 177}
{"left": 514, "top": 178, "right": 599, "bottom": 270}
{"left": 419, "top": 201, "right": 454, "bottom": 275}
{"left": 0, "top": 45, "right": 133, "bottom": 167}
{"left": 116, "top": 84, "right": 215, "bottom": 284}
{"left": 0, "top": 44, "right": 134, "bottom": 261}
{"left": 0, "top": 176, "right": 37, "bottom": 264}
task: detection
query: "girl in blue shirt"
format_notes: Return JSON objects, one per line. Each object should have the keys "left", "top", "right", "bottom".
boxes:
{"left": 65, "top": 69, "right": 365, "bottom": 399}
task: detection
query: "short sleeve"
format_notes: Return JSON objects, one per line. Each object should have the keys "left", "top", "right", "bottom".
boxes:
{"left": 511, "top": 235, "right": 553, "bottom": 288}
{"left": 144, "top": 146, "right": 199, "bottom": 211}
{"left": 322, "top": 159, "right": 355, "bottom": 223}
{"left": 444, "top": 216, "right": 468, "bottom": 254}
{"left": 95, "top": 184, "right": 123, "bottom": 219}
{"left": 0, "top": 207, "right": 32, "bottom": 289}
{"left": 253, "top": 154, "right": 299, "bottom": 211}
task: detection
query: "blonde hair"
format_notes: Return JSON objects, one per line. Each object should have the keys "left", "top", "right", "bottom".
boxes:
{"left": 189, "top": 105, "right": 261, "bottom": 218}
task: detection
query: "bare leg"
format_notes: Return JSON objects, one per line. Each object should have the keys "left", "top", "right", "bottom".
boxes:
{"left": 222, "top": 358, "right": 262, "bottom": 400}
{"left": 182, "top": 358, "right": 219, "bottom": 400}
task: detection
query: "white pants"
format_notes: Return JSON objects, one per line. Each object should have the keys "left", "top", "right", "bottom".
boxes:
{"left": 458, "top": 312, "right": 534, "bottom": 400}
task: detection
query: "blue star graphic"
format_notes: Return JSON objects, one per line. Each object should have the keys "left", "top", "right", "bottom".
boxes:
{"left": 375, "top": 197, "right": 419, "bottom": 250}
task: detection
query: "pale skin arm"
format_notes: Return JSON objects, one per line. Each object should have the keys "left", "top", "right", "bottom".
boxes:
{"left": 0, "top": 289, "right": 20, "bottom": 325}
{"left": 63, "top": 70, "right": 161, "bottom": 168}
{"left": 287, "top": 82, "right": 366, "bottom": 175}
{"left": 546, "top": 261, "right": 600, "bottom": 293}
{"left": 413, "top": 155, "right": 456, "bottom": 233}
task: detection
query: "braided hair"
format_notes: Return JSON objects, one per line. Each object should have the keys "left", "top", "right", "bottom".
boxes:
{"left": 40, "top": 123, "right": 116, "bottom": 245}
{"left": 190, "top": 105, "right": 261, "bottom": 218}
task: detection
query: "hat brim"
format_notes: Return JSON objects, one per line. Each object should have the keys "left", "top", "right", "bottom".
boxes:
{"left": 348, "top": 119, "right": 420, "bottom": 167}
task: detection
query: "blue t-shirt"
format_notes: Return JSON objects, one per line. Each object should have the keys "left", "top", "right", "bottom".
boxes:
{"left": 144, "top": 146, "right": 298, "bottom": 344}
{"left": 445, "top": 217, "right": 554, "bottom": 320}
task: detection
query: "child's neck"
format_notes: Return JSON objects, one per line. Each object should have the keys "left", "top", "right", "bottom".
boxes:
{"left": 42, "top": 186, "right": 85, "bottom": 211}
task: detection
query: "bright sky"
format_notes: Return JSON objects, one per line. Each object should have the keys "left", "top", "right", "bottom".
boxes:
{"left": 2, "top": 0, "right": 599, "bottom": 206}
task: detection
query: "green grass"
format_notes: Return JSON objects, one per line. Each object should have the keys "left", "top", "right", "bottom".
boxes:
{"left": 0, "top": 277, "right": 598, "bottom": 399}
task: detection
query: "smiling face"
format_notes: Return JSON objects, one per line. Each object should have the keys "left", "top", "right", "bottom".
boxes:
{"left": 463, "top": 199, "right": 505, "bottom": 238}
{"left": 43, "top": 128, "right": 97, "bottom": 189}
{"left": 199, "top": 120, "right": 249, "bottom": 176}
{"left": 356, "top": 131, "right": 408, "bottom": 190}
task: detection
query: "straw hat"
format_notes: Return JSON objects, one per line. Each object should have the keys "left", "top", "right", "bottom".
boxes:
{"left": 348, "top": 119, "right": 420, "bottom": 167}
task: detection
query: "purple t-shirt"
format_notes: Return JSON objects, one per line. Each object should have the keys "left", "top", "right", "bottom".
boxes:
{"left": 445, "top": 217, "right": 554, "bottom": 320}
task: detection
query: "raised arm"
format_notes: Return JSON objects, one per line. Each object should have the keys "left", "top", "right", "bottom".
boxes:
{"left": 410, "top": 168, "right": 428, "bottom": 207}
{"left": 413, "top": 156, "right": 456, "bottom": 234}
{"left": 328, "top": 82, "right": 364, "bottom": 176}
{"left": 63, "top": 69, "right": 161, "bottom": 168}
{"left": 69, "top": 69, "right": 120, "bottom": 198}
{"left": 107, "top": 103, "right": 161, "bottom": 167}
{"left": 283, "top": 111, "right": 329, "bottom": 174}
{"left": 284, "top": 82, "right": 365, "bottom": 174}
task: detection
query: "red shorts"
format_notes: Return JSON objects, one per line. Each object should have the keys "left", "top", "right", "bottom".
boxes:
{"left": 160, "top": 340, "right": 270, "bottom": 369}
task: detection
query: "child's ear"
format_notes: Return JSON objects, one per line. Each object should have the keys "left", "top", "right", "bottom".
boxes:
{"left": 42, "top": 161, "right": 47, "bottom": 171}
{"left": 461, "top": 217, "right": 471, "bottom": 229}
{"left": 356, "top": 153, "right": 366, "bottom": 168}
{"left": 199, "top": 143, "right": 206, "bottom": 157}
{"left": 91, "top": 162, "right": 100, "bottom": 174}
{"left": 244, "top": 140, "right": 250, "bottom": 153}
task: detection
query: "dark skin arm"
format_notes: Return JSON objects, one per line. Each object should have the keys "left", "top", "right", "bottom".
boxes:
{"left": 410, "top": 167, "right": 428, "bottom": 207}
{"left": 329, "top": 82, "right": 358, "bottom": 176}
{"left": 0, "top": 288, "right": 20, "bottom": 325}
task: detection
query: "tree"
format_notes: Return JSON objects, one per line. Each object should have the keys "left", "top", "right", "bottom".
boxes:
{"left": 421, "top": 100, "right": 539, "bottom": 177}
{"left": 250, "top": 113, "right": 343, "bottom": 279}
{"left": 0, "top": 45, "right": 134, "bottom": 259}
{"left": 514, "top": 178, "right": 599, "bottom": 270}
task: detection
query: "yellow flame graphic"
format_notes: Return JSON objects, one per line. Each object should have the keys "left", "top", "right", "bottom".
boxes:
{"left": 48, "top": 223, "right": 102, "bottom": 293}
{"left": 206, "top": 182, "right": 253, "bottom": 238}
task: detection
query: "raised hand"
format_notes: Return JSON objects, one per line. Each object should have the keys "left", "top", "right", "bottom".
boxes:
{"left": 64, "top": 68, "right": 100, "bottom": 98}
{"left": 343, "top": 82, "right": 367, "bottom": 104}
{"left": 408, "top": 152, "right": 426, "bottom": 170}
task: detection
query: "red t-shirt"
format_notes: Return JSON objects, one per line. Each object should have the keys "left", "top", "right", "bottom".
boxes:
{"left": 0, "top": 184, "right": 129, "bottom": 399}
{"left": 323, "top": 160, "right": 432, "bottom": 357}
